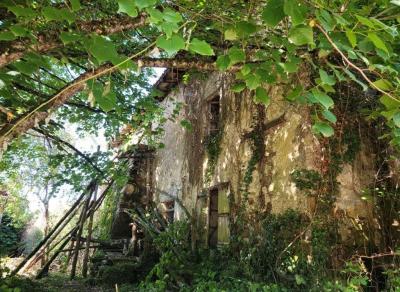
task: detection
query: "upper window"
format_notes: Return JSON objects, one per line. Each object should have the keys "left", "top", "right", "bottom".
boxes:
{"left": 208, "top": 95, "right": 220, "bottom": 135}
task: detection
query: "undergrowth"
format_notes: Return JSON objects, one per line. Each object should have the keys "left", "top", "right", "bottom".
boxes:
{"left": 134, "top": 213, "right": 399, "bottom": 291}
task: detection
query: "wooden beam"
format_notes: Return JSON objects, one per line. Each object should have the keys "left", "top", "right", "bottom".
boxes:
{"left": 10, "top": 181, "right": 95, "bottom": 276}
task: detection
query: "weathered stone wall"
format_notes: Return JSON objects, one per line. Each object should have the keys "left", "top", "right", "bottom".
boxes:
{"left": 151, "top": 71, "right": 377, "bottom": 242}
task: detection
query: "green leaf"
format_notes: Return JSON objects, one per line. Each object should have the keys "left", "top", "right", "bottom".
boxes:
{"left": 162, "top": 8, "right": 182, "bottom": 23}
{"left": 319, "top": 69, "right": 336, "bottom": 86}
{"left": 224, "top": 29, "right": 237, "bottom": 41}
{"left": 25, "top": 52, "right": 50, "bottom": 69}
{"left": 156, "top": 34, "right": 185, "bottom": 55}
{"left": 255, "top": 87, "right": 270, "bottom": 105}
{"left": 262, "top": 0, "right": 284, "bottom": 27}
{"left": 241, "top": 64, "right": 252, "bottom": 76}
{"left": 368, "top": 32, "right": 389, "bottom": 53}
{"left": 281, "top": 60, "right": 299, "bottom": 73}
{"left": 288, "top": 25, "right": 313, "bottom": 46}
{"left": 60, "top": 32, "right": 82, "bottom": 44}
{"left": 316, "top": 9, "right": 335, "bottom": 31}
{"left": 8, "top": 6, "right": 37, "bottom": 18}
{"left": 118, "top": 0, "right": 138, "bottom": 17}
{"left": 286, "top": 85, "right": 303, "bottom": 101}
{"left": 322, "top": 109, "right": 337, "bottom": 123}
{"left": 135, "top": 0, "right": 156, "bottom": 10}
{"left": 228, "top": 48, "right": 245, "bottom": 66}
{"left": 160, "top": 22, "right": 179, "bottom": 38}
{"left": 284, "top": 0, "right": 307, "bottom": 26}
{"left": 189, "top": 38, "right": 214, "bottom": 56}
{"left": 393, "top": 112, "right": 400, "bottom": 127}
{"left": 70, "top": 0, "right": 81, "bottom": 11}
{"left": 147, "top": 7, "right": 163, "bottom": 23}
{"left": 63, "top": 10, "right": 76, "bottom": 24}
{"left": 87, "top": 81, "right": 102, "bottom": 106}
{"left": 97, "top": 90, "right": 117, "bottom": 112}
{"left": 236, "top": 21, "right": 257, "bottom": 37}
{"left": 312, "top": 89, "right": 334, "bottom": 109}
{"left": 216, "top": 55, "right": 230, "bottom": 71}
{"left": 231, "top": 83, "right": 246, "bottom": 93}
{"left": 10, "top": 25, "right": 28, "bottom": 37}
{"left": 42, "top": 7, "right": 59, "bottom": 21}
{"left": 245, "top": 74, "right": 261, "bottom": 90}
{"left": 87, "top": 35, "right": 119, "bottom": 63}
{"left": 355, "top": 15, "right": 375, "bottom": 28}
{"left": 381, "top": 109, "right": 397, "bottom": 120}
{"left": 373, "top": 79, "right": 393, "bottom": 91}
{"left": 345, "top": 30, "right": 357, "bottom": 48}
{"left": 13, "top": 60, "right": 38, "bottom": 75}
{"left": 42, "top": 7, "right": 75, "bottom": 24}
{"left": 312, "top": 122, "right": 334, "bottom": 137}
{"left": 0, "top": 31, "right": 17, "bottom": 41}
{"left": 380, "top": 95, "right": 400, "bottom": 110}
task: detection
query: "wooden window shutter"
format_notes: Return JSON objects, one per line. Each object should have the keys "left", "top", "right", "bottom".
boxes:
{"left": 217, "top": 185, "right": 230, "bottom": 245}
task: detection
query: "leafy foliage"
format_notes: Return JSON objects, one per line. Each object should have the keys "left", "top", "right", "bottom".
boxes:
{"left": 0, "top": 214, "right": 24, "bottom": 257}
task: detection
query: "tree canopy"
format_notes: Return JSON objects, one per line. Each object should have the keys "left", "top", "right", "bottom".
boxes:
{"left": 1, "top": 0, "right": 400, "bottom": 192}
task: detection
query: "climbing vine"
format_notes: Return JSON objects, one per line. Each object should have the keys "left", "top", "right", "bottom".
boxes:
{"left": 204, "top": 130, "right": 222, "bottom": 183}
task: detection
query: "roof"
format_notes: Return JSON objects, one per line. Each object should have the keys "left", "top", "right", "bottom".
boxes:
{"left": 154, "top": 68, "right": 186, "bottom": 101}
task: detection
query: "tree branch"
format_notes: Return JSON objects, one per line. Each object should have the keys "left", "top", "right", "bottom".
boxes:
{"left": 0, "top": 13, "right": 147, "bottom": 68}
{"left": 33, "top": 127, "right": 105, "bottom": 176}
{"left": 66, "top": 101, "right": 107, "bottom": 114}
{"left": 0, "top": 56, "right": 239, "bottom": 148}
{"left": 0, "top": 63, "right": 112, "bottom": 148}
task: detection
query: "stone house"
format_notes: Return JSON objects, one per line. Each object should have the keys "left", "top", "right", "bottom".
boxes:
{"left": 112, "top": 67, "right": 379, "bottom": 250}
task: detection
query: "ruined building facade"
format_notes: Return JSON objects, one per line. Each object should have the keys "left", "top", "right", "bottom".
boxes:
{"left": 112, "top": 68, "right": 391, "bottom": 251}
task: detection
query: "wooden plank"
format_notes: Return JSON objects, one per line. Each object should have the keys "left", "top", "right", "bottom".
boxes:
{"left": 218, "top": 186, "right": 230, "bottom": 214}
{"left": 70, "top": 186, "right": 94, "bottom": 279}
{"left": 217, "top": 215, "right": 230, "bottom": 245}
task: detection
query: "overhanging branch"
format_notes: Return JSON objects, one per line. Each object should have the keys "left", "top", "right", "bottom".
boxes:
{"left": 0, "top": 56, "right": 239, "bottom": 148}
{"left": 0, "top": 13, "right": 147, "bottom": 68}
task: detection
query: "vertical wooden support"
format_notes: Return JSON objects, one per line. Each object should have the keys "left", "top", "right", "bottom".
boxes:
{"left": 82, "top": 184, "right": 97, "bottom": 277}
{"left": 35, "top": 228, "right": 76, "bottom": 279}
{"left": 70, "top": 185, "right": 94, "bottom": 279}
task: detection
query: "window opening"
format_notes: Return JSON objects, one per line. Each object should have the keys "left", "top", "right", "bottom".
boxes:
{"left": 208, "top": 95, "right": 220, "bottom": 135}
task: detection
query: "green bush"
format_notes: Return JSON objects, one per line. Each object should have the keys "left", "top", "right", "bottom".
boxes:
{"left": 0, "top": 276, "right": 40, "bottom": 292}
{"left": 0, "top": 214, "right": 24, "bottom": 256}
